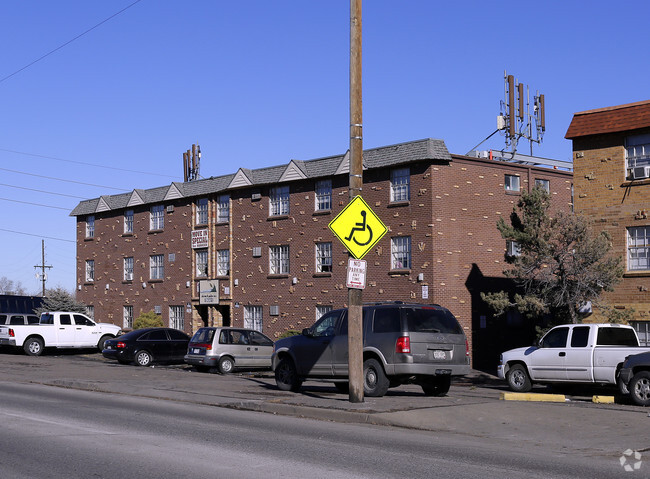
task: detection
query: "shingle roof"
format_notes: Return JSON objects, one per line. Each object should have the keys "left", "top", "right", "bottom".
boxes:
{"left": 565, "top": 100, "right": 650, "bottom": 139}
{"left": 70, "top": 138, "right": 450, "bottom": 217}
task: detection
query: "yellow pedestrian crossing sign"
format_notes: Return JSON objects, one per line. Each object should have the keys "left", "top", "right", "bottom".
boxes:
{"left": 328, "top": 196, "right": 387, "bottom": 259}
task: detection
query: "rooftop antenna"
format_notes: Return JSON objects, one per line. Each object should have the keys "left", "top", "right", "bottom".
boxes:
{"left": 183, "top": 143, "right": 201, "bottom": 182}
{"left": 498, "top": 71, "right": 545, "bottom": 156}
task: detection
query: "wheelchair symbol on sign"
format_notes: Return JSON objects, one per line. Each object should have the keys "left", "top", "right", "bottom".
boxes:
{"left": 345, "top": 210, "right": 373, "bottom": 246}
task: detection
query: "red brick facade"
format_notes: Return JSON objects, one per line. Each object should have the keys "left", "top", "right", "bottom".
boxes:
{"left": 74, "top": 140, "right": 572, "bottom": 368}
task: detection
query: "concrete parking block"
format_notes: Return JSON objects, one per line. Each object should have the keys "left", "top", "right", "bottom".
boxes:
{"left": 592, "top": 395, "right": 615, "bottom": 404}
{"left": 499, "top": 392, "right": 567, "bottom": 402}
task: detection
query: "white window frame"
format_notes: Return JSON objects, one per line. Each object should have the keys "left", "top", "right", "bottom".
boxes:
{"left": 269, "top": 186, "right": 290, "bottom": 216}
{"left": 86, "top": 216, "right": 95, "bottom": 238}
{"left": 316, "top": 305, "right": 332, "bottom": 321}
{"left": 217, "top": 194, "right": 230, "bottom": 223}
{"left": 123, "top": 305, "right": 133, "bottom": 329}
{"left": 196, "top": 198, "right": 208, "bottom": 225}
{"left": 390, "top": 168, "right": 410, "bottom": 202}
{"left": 85, "top": 260, "right": 95, "bottom": 282}
{"left": 534, "top": 179, "right": 550, "bottom": 193}
{"left": 628, "top": 226, "right": 650, "bottom": 271}
{"left": 316, "top": 242, "right": 332, "bottom": 273}
{"left": 626, "top": 133, "right": 650, "bottom": 171}
{"left": 123, "top": 257, "right": 134, "bottom": 281}
{"left": 86, "top": 305, "right": 94, "bottom": 320}
{"left": 124, "top": 210, "right": 134, "bottom": 234}
{"left": 169, "top": 305, "right": 184, "bottom": 330}
{"left": 195, "top": 249, "right": 208, "bottom": 277}
{"left": 150, "top": 205, "right": 164, "bottom": 230}
{"left": 244, "top": 305, "right": 263, "bottom": 332}
{"left": 505, "top": 175, "right": 520, "bottom": 192}
{"left": 217, "top": 249, "right": 230, "bottom": 276}
{"left": 391, "top": 236, "right": 411, "bottom": 270}
{"left": 150, "top": 254, "right": 164, "bottom": 280}
{"left": 269, "top": 245, "right": 290, "bottom": 275}
{"left": 315, "top": 179, "right": 332, "bottom": 211}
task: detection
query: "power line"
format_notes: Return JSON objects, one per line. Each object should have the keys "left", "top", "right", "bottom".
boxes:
{"left": 0, "top": 183, "right": 88, "bottom": 199}
{"left": 0, "top": 148, "right": 177, "bottom": 179}
{"left": 0, "top": 0, "right": 144, "bottom": 84}
{"left": 0, "top": 167, "right": 130, "bottom": 191}
{"left": 0, "top": 228, "right": 75, "bottom": 243}
{"left": 0, "top": 197, "right": 72, "bottom": 211}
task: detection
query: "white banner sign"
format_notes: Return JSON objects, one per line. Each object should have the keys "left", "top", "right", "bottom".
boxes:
{"left": 191, "top": 229, "right": 209, "bottom": 249}
{"left": 346, "top": 258, "right": 367, "bottom": 290}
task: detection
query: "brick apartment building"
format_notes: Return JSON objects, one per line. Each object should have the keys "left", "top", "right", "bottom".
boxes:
{"left": 567, "top": 100, "right": 650, "bottom": 345}
{"left": 71, "top": 138, "right": 573, "bottom": 368}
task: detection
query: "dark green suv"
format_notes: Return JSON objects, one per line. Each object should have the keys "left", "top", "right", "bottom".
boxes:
{"left": 271, "top": 302, "right": 470, "bottom": 397}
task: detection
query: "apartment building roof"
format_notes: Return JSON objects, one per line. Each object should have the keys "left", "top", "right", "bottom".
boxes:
{"left": 70, "top": 138, "right": 451, "bottom": 217}
{"left": 565, "top": 99, "right": 650, "bottom": 139}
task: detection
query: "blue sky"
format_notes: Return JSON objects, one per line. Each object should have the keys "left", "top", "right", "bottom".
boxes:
{"left": 1, "top": 0, "right": 648, "bottom": 295}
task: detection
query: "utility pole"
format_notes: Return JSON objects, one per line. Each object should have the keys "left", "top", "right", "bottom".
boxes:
{"left": 34, "top": 239, "right": 52, "bottom": 297}
{"left": 348, "top": 0, "right": 364, "bottom": 403}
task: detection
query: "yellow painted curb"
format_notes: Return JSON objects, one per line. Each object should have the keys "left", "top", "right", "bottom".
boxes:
{"left": 500, "top": 392, "right": 567, "bottom": 402}
{"left": 592, "top": 395, "right": 615, "bottom": 404}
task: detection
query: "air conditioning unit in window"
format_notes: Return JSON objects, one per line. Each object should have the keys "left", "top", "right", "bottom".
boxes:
{"left": 631, "top": 166, "right": 650, "bottom": 180}
{"left": 166, "top": 205, "right": 174, "bottom": 213}
{"left": 154, "top": 306, "right": 162, "bottom": 315}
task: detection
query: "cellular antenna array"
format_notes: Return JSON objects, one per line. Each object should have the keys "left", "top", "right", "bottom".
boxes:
{"left": 183, "top": 144, "right": 201, "bottom": 182}
{"left": 498, "top": 71, "right": 545, "bottom": 155}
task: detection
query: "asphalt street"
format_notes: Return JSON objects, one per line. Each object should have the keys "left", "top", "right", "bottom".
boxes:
{"left": 0, "top": 349, "right": 648, "bottom": 475}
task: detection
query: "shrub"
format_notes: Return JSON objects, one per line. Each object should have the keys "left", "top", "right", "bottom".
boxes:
{"left": 278, "top": 329, "right": 301, "bottom": 339}
{"left": 133, "top": 311, "right": 164, "bottom": 329}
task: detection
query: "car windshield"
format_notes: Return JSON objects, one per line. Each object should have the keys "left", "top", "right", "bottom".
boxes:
{"left": 405, "top": 307, "right": 462, "bottom": 334}
{"left": 191, "top": 328, "right": 215, "bottom": 343}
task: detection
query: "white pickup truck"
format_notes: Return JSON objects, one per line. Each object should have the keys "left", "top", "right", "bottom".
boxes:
{"left": 0, "top": 311, "right": 121, "bottom": 356}
{"left": 497, "top": 323, "right": 650, "bottom": 392}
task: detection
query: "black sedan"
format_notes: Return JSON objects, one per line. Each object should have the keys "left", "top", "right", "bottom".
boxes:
{"left": 102, "top": 328, "right": 190, "bottom": 366}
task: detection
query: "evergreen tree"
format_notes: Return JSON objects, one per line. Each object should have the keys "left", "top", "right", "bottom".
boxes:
{"left": 36, "top": 287, "right": 87, "bottom": 314}
{"left": 481, "top": 187, "right": 624, "bottom": 324}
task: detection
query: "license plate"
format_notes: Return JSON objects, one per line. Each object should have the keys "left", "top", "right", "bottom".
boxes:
{"left": 105, "top": 345, "right": 113, "bottom": 350}
{"left": 193, "top": 348, "right": 201, "bottom": 354}
{"left": 433, "top": 350, "right": 446, "bottom": 360}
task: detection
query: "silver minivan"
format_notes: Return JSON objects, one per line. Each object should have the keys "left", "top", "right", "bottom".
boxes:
{"left": 184, "top": 327, "right": 274, "bottom": 374}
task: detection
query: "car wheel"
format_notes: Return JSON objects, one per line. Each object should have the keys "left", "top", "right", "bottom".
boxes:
{"left": 97, "top": 335, "right": 112, "bottom": 352}
{"left": 135, "top": 350, "right": 153, "bottom": 367}
{"left": 363, "top": 358, "right": 389, "bottom": 397}
{"left": 275, "top": 357, "right": 302, "bottom": 392}
{"left": 218, "top": 356, "right": 235, "bottom": 374}
{"left": 24, "top": 337, "right": 44, "bottom": 356}
{"left": 629, "top": 371, "right": 650, "bottom": 407}
{"left": 334, "top": 382, "right": 349, "bottom": 393}
{"left": 506, "top": 364, "right": 532, "bottom": 392}
{"left": 421, "top": 376, "right": 451, "bottom": 397}
{"left": 617, "top": 374, "right": 630, "bottom": 396}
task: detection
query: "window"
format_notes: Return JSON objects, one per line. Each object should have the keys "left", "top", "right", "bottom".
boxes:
{"left": 269, "top": 245, "right": 289, "bottom": 275}
{"left": 124, "top": 210, "right": 134, "bottom": 234}
{"left": 310, "top": 311, "right": 340, "bottom": 337}
{"left": 217, "top": 249, "right": 229, "bottom": 276}
{"left": 631, "top": 321, "right": 650, "bottom": 347}
{"left": 123, "top": 305, "right": 133, "bottom": 329}
{"left": 506, "top": 240, "right": 521, "bottom": 257}
{"left": 505, "top": 175, "right": 520, "bottom": 192}
{"left": 534, "top": 179, "right": 550, "bottom": 193}
{"left": 269, "top": 186, "right": 290, "bottom": 216}
{"left": 196, "top": 198, "right": 208, "bottom": 225}
{"left": 217, "top": 194, "right": 230, "bottom": 223}
{"left": 124, "top": 257, "right": 134, "bottom": 281}
{"left": 316, "top": 305, "right": 332, "bottom": 320}
{"left": 628, "top": 226, "right": 650, "bottom": 271}
{"left": 540, "top": 327, "right": 568, "bottom": 348}
{"left": 390, "top": 168, "right": 410, "bottom": 202}
{"left": 85, "top": 260, "right": 95, "bottom": 282}
{"left": 150, "top": 205, "right": 164, "bottom": 230}
{"left": 150, "top": 254, "right": 164, "bottom": 280}
{"left": 315, "top": 179, "right": 332, "bottom": 211}
{"left": 626, "top": 133, "right": 650, "bottom": 170}
{"left": 315, "top": 242, "right": 332, "bottom": 273}
{"left": 391, "top": 236, "right": 411, "bottom": 269}
{"left": 169, "top": 305, "right": 184, "bottom": 330}
{"left": 570, "top": 326, "right": 590, "bottom": 348}
{"left": 85, "top": 306, "right": 94, "bottom": 320}
{"left": 196, "top": 249, "right": 208, "bottom": 277}
{"left": 244, "top": 305, "right": 263, "bottom": 332}
{"left": 596, "top": 327, "right": 639, "bottom": 347}
{"left": 86, "top": 216, "right": 95, "bottom": 238}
